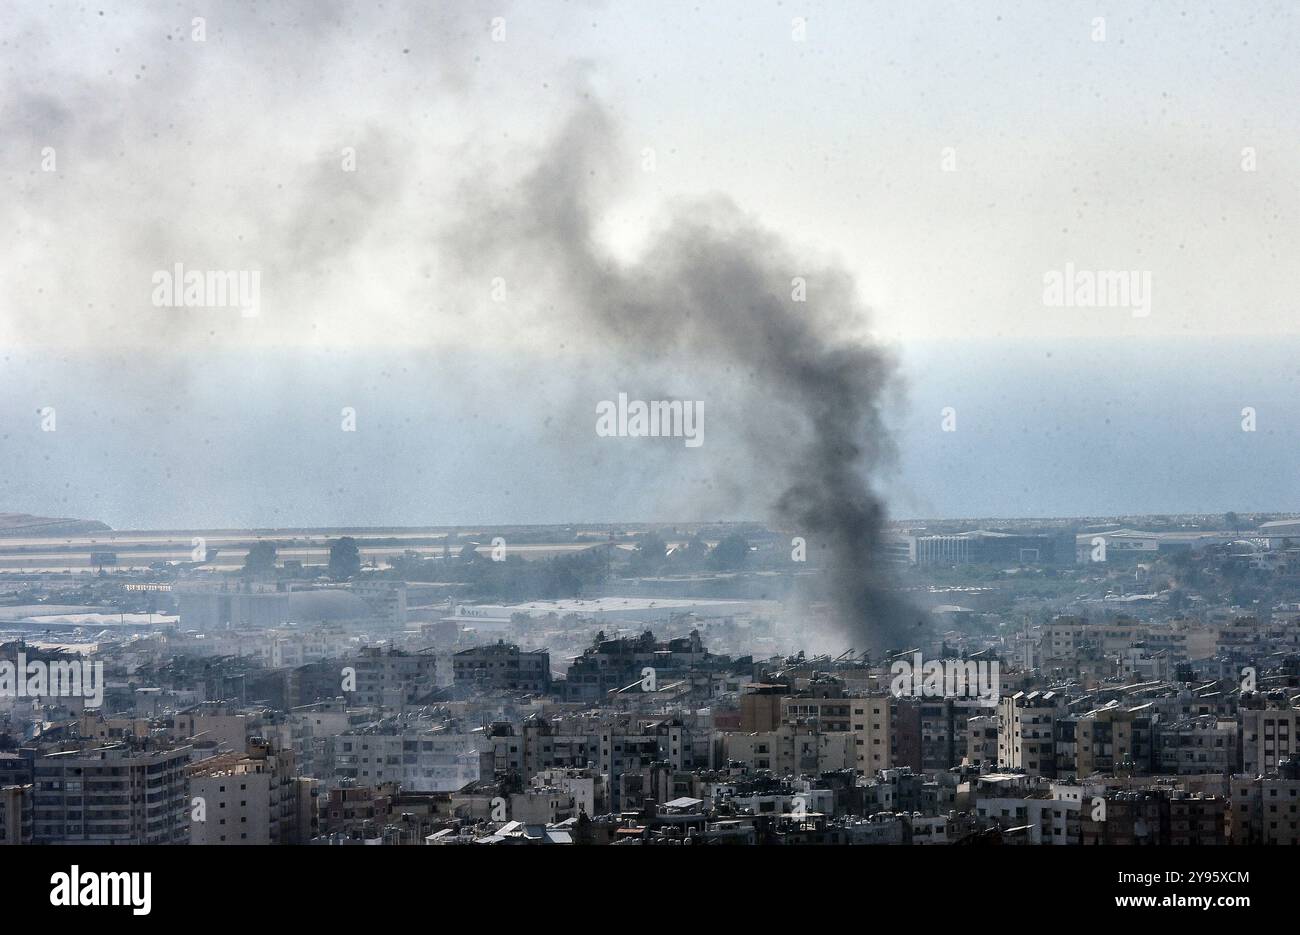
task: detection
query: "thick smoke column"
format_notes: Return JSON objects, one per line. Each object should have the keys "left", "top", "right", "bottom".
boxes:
{"left": 455, "top": 99, "right": 914, "bottom": 654}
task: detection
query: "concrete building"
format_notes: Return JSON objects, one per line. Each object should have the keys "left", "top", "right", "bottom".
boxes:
{"left": 1070, "top": 705, "right": 1156, "bottom": 777}
{"left": 721, "top": 726, "right": 854, "bottom": 776}
{"left": 347, "top": 647, "right": 441, "bottom": 708}
{"left": 1079, "top": 789, "right": 1226, "bottom": 845}
{"left": 998, "top": 691, "right": 1065, "bottom": 777}
{"left": 966, "top": 714, "right": 999, "bottom": 769}
{"left": 509, "top": 787, "right": 576, "bottom": 825}
{"left": 558, "top": 630, "right": 707, "bottom": 702}
{"left": 918, "top": 698, "right": 972, "bottom": 772}
{"left": 334, "top": 726, "right": 482, "bottom": 792}
{"left": 0, "top": 785, "right": 30, "bottom": 845}
{"left": 288, "top": 699, "right": 354, "bottom": 779}
{"left": 851, "top": 695, "right": 893, "bottom": 775}
{"left": 177, "top": 583, "right": 375, "bottom": 630}
{"left": 781, "top": 694, "right": 853, "bottom": 734}
{"left": 1155, "top": 715, "right": 1238, "bottom": 776}
{"left": 189, "top": 739, "right": 303, "bottom": 844}
{"left": 1040, "top": 618, "right": 1090, "bottom": 663}
{"left": 530, "top": 768, "right": 607, "bottom": 816}
{"left": 351, "top": 580, "right": 408, "bottom": 627}
{"left": 739, "top": 683, "right": 788, "bottom": 732}
{"left": 974, "top": 794, "right": 1080, "bottom": 845}
{"left": 913, "top": 530, "right": 1058, "bottom": 566}
{"left": 452, "top": 641, "right": 550, "bottom": 694}
{"left": 1240, "top": 695, "right": 1300, "bottom": 775}
{"left": 176, "top": 582, "right": 291, "bottom": 629}
{"left": 32, "top": 744, "right": 191, "bottom": 844}
{"left": 1230, "top": 758, "right": 1300, "bottom": 845}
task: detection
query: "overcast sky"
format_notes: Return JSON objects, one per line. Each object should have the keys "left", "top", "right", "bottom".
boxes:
{"left": 2, "top": 2, "right": 1298, "bottom": 528}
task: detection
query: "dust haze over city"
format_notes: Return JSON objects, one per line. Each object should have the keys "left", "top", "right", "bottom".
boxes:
{"left": 0, "top": 0, "right": 1297, "bottom": 893}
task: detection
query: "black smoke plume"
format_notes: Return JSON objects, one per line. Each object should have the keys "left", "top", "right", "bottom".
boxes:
{"left": 452, "top": 98, "right": 915, "bottom": 654}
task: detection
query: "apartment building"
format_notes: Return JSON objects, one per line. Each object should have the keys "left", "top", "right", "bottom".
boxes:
{"left": 348, "top": 647, "right": 442, "bottom": 708}
{"left": 76, "top": 704, "right": 261, "bottom": 755}
{"left": 0, "top": 785, "right": 30, "bottom": 845}
{"left": 1155, "top": 715, "right": 1238, "bottom": 776}
{"left": 32, "top": 744, "right": 191, "bottom": 844}
{"left": 334, "top": 726, "right": 483, "bottom": 792}
{"left": 722, "top": 727, "right": 854, "bottom": 776}
{"left": 189, "top": 738, "right": 305, "bottom": 844}
{"left": 351, "top": 580, "right": 408, "bottom": 627}
{"left": 998, "top": 691, "right": 1065, "bottom": 777}
{"left": 1168, "top": 793, "right": 1228, "bottom": 845}
{"left": 966, "top": 715, "right": 999, "bottom": 769}
{"left": 452, "top": 641, "right": 550, "bottom": 694}
{"left": 1079, "top": 789, "right": 1226, "bottom": 845}
{"left": 851, "top": 695, "right": 893, "bottom": 775}
{"left": 288, "top": 699, "right": 355, "bottom": 778}
{"left": 480, "top": 719, "right": 594, "bottom": 777}
{"left": 558, "top": 630, "right": 707, "bottom": 702}
{"left": 862, "top": 767, "right": 940, "bottom": 816}
{"left": 1040, "top": 618, "right": 1089, "bottom": 663}
{"left": 1071, "top": 705, "right": 1156, "bottom": 776}
{"left": 974, "top": 793, "right": 1080, "bottom": 845}
{"left": 530, "top": 768, "right": 607, "bottom": 816}
{"left": 740, "top": 683, "right": 787, "bottom": 732}
{"left": 509, "top": 787, "right": 576, "bottom": 825}
{"left": 1240, "top": 695, "right": 1300, "bottom": 775}
{"left": 919, "top": 698, "right": 972, "bottom": 772}
{"left": 1229, "top": 758, "right": 1300, "bottom": 845}
{"left": 781, "top": 695, "right": 853, "bottom": 733}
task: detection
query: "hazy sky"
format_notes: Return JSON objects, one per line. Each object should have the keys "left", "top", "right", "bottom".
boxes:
{"left": 2, "top": 2, "right": 1298, "bottom": 528}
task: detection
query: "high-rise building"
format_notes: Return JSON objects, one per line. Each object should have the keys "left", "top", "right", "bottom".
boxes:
{"left": 188, "top": 738, "right": 305, "bottom": 844}
{"left": 1240, "top": 696, "right": 1300, "bottom": 775}
{"left": 453, "top": 641, "right": 550, "bottom": 694}
{"left": 0, "top": 785, "right": 31, "bottom": 845}
{"left": 999, "top": 691, "right": 1065, "bottom": 777}
{"left": 32, "top": 744, "right": 191, "bottom": 845}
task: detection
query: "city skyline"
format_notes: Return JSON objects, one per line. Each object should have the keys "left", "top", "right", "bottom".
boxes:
{"left": 0, "top": 1, "right": 1294, "bottom": 903}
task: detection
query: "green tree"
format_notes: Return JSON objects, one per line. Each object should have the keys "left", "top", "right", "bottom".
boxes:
{"left": 630, "top": 533, "right": 667, "bottom": 575}
{"left": 243, "top": 541, "right": 277, "bottom": 574}
{"left": 709, "top": 533, "right": 751, "bottom": 570}
{"left": 328, "top": 536, "right": 362, "bottom": 579}
{"left": 680, "top": 534, "right": 711, "bottom": 566}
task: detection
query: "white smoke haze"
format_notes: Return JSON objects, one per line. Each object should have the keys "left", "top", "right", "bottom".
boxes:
{"left": 1, "top": 0, "right": 553, "bottom": 351}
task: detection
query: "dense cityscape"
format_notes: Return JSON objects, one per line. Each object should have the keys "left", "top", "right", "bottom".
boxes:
{"left": 4, "top": 0, "right": 1290, "bottom": 918}
{"left": 1, "top": 510, "right": 1297, "bottom": 848}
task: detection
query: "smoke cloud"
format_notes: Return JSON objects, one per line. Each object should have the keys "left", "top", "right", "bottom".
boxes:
{"left": 450, "top": 97, "right": 914, "bottom": 653}
{"left": 1, "top": 3, "right": 917, "bottom": 650}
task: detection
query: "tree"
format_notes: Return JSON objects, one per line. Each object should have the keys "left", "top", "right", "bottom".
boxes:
{"left": 709, "top": 533, "right": 751, "bottom": 570}
{"left": 243, "top": 541, "right": 277, "bottom": 575}
{"left": 629, "top": 533, "right": 667, "bottom": 575}
{"left": 1225, "top": 511, "right": 1241, "bottom": 535}
{"left": 679, "top": 534, "right": 710, "bottom": 566}
{"left": 328, "top": 536, "right": 362, "bottom": 579}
